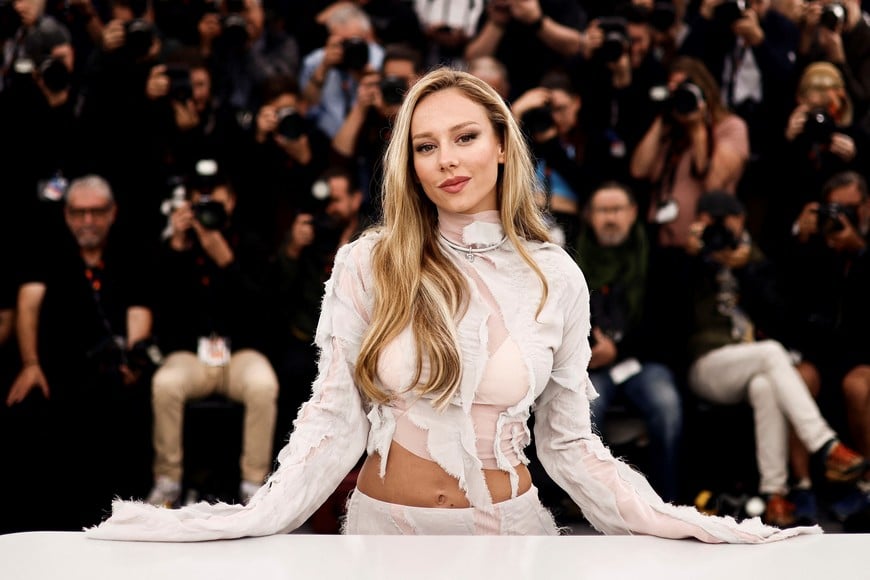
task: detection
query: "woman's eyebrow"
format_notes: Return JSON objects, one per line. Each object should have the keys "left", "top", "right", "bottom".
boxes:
{"left": 412, "top": 121, "right": 480, "bottom": 141}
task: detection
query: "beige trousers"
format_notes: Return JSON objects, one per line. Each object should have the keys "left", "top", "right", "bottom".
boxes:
{"left": 152, "top": 350, "right": 279, "bottom": 484}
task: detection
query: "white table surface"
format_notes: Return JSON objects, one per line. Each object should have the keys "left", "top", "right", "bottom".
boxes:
{"left": 1, "top": 531, "right": 868, "bottom": 580}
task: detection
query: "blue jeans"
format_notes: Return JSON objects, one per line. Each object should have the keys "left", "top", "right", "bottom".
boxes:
{"left": 589, "top": 362, "right": 683, "bottom": 502}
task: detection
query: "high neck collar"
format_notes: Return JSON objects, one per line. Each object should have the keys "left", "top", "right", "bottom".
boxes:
{"left": 437, "top": 209, "right": 504, "bottom": 249}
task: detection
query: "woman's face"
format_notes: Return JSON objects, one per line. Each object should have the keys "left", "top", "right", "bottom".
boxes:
{"left": 410, "top": 88, "right": 504, "bottom": 215}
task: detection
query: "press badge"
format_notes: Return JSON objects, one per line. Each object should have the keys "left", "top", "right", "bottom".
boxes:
{"left": 609, "top": 358, "right": 642, "bottom": 386}
{"left": 198, "top": 335, "right": 231, "bottom": 366}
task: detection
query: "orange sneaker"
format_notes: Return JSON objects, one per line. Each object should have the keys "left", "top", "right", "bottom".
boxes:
{"left": 763, "top": 494, "right": 797, "bottom": 528}
{"left": 824, "top": 440, "right": 869, "bottom": 483}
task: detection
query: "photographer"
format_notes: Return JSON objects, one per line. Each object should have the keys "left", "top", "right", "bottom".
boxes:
{"left": 299, "top": 3, "right": 384, "bottom": 138}
{"left": 76, "top": 0, "right": 169, "bottom": 242}
{"left": 464, "top": 0, "right": 587, "bottom": 99}
{"left": 143, "top": 48, "right": 234, "bottom": 191}
{"left": 575, "top": 7, "right": 668, "bottom": 194}
{"left": 233, "top": 74, "right": 331, "bottom": 250}
{"left": 630, "top": 56, "right": 749, "bottom": 250}
{"left": 269, "top": 165, "right": 366, "bottom": 444}
{"left": 1, "top": 0, "right": 73, "bottom": 91}
{"left": 681, "top": 0, "right": 800, "bottom": 162}
{"left": 3, "top": 175, "right": 156, "bottom": 531}
{"left": 574, "top": 182, "right": 683, "bottom": 502}
{"left": 685, "top": 190, "right": 867, "bottom": 527}
{"left": 198, "top": 0, "right": 299, "bottom": 118}
{"left": 148, "top": 170, "right": 278, "bottom": 508}
{"left": 780, "top": 62, "right": 865, "bottom": 215}
{"left": 797, "top": 0, "right": 870, "bottom": 122}
{"left": 332, "top": 43, "right": 422, "bottom": 218}
{"left": 0, "top": 10, "right": 80, "bottom": 266}
{"left": 784, "top": 171, "right": 870, "bottom": 499}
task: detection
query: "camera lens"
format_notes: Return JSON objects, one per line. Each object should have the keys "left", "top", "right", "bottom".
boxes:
{"left": 340, "top": 37, "right": 369, "bottom": 71}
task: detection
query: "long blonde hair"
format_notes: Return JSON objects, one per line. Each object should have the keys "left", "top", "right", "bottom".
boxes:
{"left": 354, "top": 68, "right": 551, "bottom": 409}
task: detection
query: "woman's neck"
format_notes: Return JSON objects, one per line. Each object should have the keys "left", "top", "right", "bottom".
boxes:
{"left": 437, "top": 209, "right": 504, "bottom": 248}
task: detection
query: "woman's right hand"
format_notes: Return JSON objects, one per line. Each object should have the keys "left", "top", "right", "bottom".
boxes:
{"left": 795, "top": 202, "right": 820, "bottom": 242}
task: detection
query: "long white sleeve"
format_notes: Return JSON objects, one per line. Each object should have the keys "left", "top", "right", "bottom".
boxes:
{"left": 86, "top": 241, "right": 374, "bottom": 542}
{"left": 533, "top": 265, "right": 820, "bottom": 544}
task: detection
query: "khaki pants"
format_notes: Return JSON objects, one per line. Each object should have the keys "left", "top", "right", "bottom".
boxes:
{"left": 152, "top": 350, "right": 279, "bottom": 484}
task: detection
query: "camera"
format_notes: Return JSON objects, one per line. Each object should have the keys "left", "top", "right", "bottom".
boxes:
{"left": 339, "top": 37, "right": 369, "bottom": 71}
{"left": 596, "top": 17, "right": 629, "bottom": 64}
{"left": 124, "top": 18, "right": 155, "bottom": 60}
{"left": 165, "top": 63, "right": 193, "bottom": 102}
{"left": 39, "top": 56, "right": 71, "bottom": 92}
{"left": 803, "top": 106, "right": 835, "bottom": 145}
{"left": 275, "top": 106, "right": 305, "bottom": 140}
{"left": 713, "top": 0, "right": 747, "bottom": 27}
{"left": 193, "top": 198, "right": 228, "bottom": 230}
{"left": 521, "top": 103, "right": 554, "bottom": 135}
{"left": 380, "top": 75, "right": 407, "bottom": 105}
{"left": 816, "top": 202, "right": 858, "bottom": 235}
{"left": 670, "top": 81, "right": 705, "bottom": 116}
{"left": 86, "top": 335, "right": 162, "bottom": 381}
{"left": 701, "top": 219, "right": 739, "bottom": 253}
{"left": 650, "top": 2, "right": 677, "bottom": 32}
{"left": 820, "top": 2, "right": 846, "bottom": 31}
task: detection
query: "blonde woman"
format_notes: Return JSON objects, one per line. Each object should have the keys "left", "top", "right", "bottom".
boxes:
{"left": 89, "top": 68, "right": 818, "bottom": 542}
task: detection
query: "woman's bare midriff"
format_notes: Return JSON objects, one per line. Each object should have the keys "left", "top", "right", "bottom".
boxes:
{"left": 356, "top": 440, "right": 532, "bottom": 508}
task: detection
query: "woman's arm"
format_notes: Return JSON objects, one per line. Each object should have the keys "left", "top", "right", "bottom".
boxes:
{"left": 630, "top": 116, "right": 667, "bottom": 181}
{"left": 532, "top": 265, "right": 818, "bottom": 543}
{"left": 87, "top": 239, "right": 377, "bottom": 541}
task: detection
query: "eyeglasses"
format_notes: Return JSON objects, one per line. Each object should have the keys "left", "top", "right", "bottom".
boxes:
{"left": 66, "top": 203, "right": 114, "bottom": 219}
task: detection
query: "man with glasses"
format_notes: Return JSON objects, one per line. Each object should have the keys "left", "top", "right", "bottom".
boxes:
{"left": 3, "top": 175, "right": 156, "bottom": 531}
{"left": 573, "top": 181, "right": 684, "bottom": 503}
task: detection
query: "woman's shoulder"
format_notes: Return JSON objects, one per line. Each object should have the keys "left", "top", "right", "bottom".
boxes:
{"left": 521, "top": 239, "right": 587, "bottom": 292}
{"left": 333, "top": 228, "right": 385, "bottom": 282}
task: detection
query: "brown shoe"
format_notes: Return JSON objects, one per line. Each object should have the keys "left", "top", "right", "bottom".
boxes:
{"left": 824, "top": 440, "right": 869, "bottom": 483}
{"left": 763, "top": 494, "right": 796, "bottom": 528}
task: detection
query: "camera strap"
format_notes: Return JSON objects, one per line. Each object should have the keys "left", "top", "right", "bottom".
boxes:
{"left": 84, "top": 260, "right": 128, "bottom": 366}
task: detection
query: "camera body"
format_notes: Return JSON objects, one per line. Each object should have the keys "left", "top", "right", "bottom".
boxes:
{"left": 340, "top": 37, "right": 369, "bottom": 71}
{"left": 820, "top": 2, "right": 847, "bottom": 31}
{"left": 701, "top": 219, "right": 739, "bottom": 253}
{"left": 275, "top": 106, "right": 305, "bottom": 140}
{"left": 713, "top": 0, "right": 747, "bottom": 27}
{"left": 39, "top": 56, "right": 71, "bottom": 92}
{"left": 521, "top": 103, "right": 555, "bottom": 135}
{"left": 803, "top": 106, "right": 836, "bottom": 145}
{"left": 597, "top": 16, "right": 629, "bottom": 64}
{"left": 165, "top": 63, "right": 193, "bottom": 102}
{"left": 192, "top": 198, "right": 228, "bottom": 230}
{"left": 380, "top": 75, "right": 407, "bottom": 105}
{"left": 670, "top": 81, "right": 705, "bottom": 116}
{"left": 650, "top": 2, "right": 677, "bottom": 32}
{"left": 124, "top": 18, "right": 155, "bottom": 60}
{"left": 816, "top": 202, "right": 858, "bottom": 235}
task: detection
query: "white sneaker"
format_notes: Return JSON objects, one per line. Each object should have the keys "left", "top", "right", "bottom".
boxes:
{"left": 146, "top": 476, "right": 181, "bottom": 508}
{"left": 239, "top": 480, "right": 262, "bottom": 504}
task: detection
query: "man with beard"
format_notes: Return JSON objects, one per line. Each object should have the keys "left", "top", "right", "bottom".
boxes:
{"left": 3, "top": 175, "right": 155, "bottom": 531}
{"left": 268, "top": 166, "right": 365, "bottom": 449}
{"left": 573, "top": 181, "right": 684, "bottom": 502}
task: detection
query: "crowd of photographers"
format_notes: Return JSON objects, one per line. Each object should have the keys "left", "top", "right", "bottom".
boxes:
{"left": 1, "top": 0, "right": 870, "bottom": 533}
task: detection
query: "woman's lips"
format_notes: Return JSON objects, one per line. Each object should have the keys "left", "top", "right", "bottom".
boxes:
{"left": 439, "top": 177, "right": 470, "bottom": 193}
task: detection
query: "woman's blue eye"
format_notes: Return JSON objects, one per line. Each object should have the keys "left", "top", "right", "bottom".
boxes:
{"left": 415, "top": 143, "right": 435, "bottom": 153}
{"left": 458, "top": 132, "right": 478, "bottom": 143}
